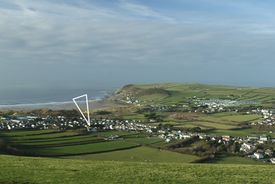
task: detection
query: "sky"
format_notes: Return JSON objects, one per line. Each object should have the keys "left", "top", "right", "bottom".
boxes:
{"left": 1, "top": 0, "right": 275, "bottom": 93}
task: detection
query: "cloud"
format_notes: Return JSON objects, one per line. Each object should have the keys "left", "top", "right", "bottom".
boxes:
{"left": 118, "top": 0, "right": 175, "bottom": 23}
{"left": 1, "top": 0, "right": 275, "bottom": 88}
{"left": 0, "top": 0, "right": 211, "bottom": 66}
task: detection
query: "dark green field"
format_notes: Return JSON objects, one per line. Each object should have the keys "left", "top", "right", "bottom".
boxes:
{"left": 0, "top": 129, "right": 199, "bottom": 163}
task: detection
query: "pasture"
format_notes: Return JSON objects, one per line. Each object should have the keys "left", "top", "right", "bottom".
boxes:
{"left": 0, "top": 155, "right": 275, "bottom": 184}
{"left": 1, "top": 129, "right": 199, "bottom": 163}
{"left": 63, "top": 146, "right": 199, "bottom": 163}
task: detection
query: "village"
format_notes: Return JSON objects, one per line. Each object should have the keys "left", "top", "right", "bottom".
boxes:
{"left": 157, "top": 128, "right": 275, "bottom": 164}
{"left": 1, "top": 111, "right": 275, "bottom": 164}
{"left": 250, "top": 109, "right": 275, "bottom": 126}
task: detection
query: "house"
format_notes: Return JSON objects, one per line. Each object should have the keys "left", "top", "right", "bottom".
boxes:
{"left": 240, "top": 143, "right": 254, "bottom": 153}
{"left": 254, "top": 152, "right": 264, "bottom": 159}
{"left": 247, "top": 136, "right": 259, "bottom": 141}
{"left": 270, "top": 158, "right": 275, "bottom": 164}
{"left": 260, "top": 135, "right": 268, "bottom": 142}
{"left": 265, "top": 149, "right": 273, "bottom": 157}
{"left": 165, "top": 138, "right": 171, "bottom": 143}
{"left": 90, "top": 127, "right": 97, "bottom": 132}
{"left": 199, "top": 134, "right": 207, "bottom": 140}
{"left": 182, "top": 135, "right": 191, "bottom": 139}
{"left": 222, "top": 135, "right": 231, "bottom": 142}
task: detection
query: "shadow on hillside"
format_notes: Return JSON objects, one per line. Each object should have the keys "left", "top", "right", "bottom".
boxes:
{"left": 0, "top": 131, "right": 142, "bottom": 158}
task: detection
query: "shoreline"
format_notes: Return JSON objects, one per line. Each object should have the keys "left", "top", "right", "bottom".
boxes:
{"left": 0, "top": 99, "right": 104, "bottom": 110}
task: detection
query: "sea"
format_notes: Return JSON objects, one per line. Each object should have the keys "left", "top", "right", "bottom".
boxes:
{"left": 0, "top": 88, "right": 115, "bottom": 109}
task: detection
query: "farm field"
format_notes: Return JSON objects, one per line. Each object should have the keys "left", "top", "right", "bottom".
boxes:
{"left": 146, "top": 111, "right": 262, "bottom": 134}
{"left": 209, "top": 113, "right": 261, "bottom": 122}
{"left": 1, "top": 130, "right": 196, "bottom": 161}
{"left": 213, "top": 155, "right": 265, "bottom": 165}
{"left": 63, "top": 146, "right": 199, "bottom": 163}
{"left": 208, "top": 128, "right": 275, "bottom": 137}
{"left": 0, "top": 130, "right": 142, "bottom": 156}
{"left": 1, "top": 129, "right": 268, "bottom": 165}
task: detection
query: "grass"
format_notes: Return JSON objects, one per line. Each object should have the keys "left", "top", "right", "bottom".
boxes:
{"left": 7, "top": 130, "right": 81, "bottom": 141}
{"left": 20, "top": 140, "right": 140, "bottom": 156}
{"left": 124, "top": 136, "right": 163, "bottom": 145}
{"left": 0, "top": 155, "right": 275, "bottom": 184}
{"left": 182, "top": 121, "right": 237, "bottom": 130}
{"left": 160, "top": 111, "right": 261, "bottom": 131}
{"left": 63, "top": 146, "right": 199, "bottom": 163}
{"left": 1, "top": 130, "right": 145, "bottom": 156}
{"left": 213, "top": 155, "right": 264, "bottom": 165}
{"left": 11, "top": 135, "right": 104, "bottom": 147}
{"left": 1, "top": 129, "right": 199, "bottom": 164}
{"left": 197, "top": 116, "right": 240, "bottom": 126}
{"left": 174, "top": 124, "right": 211, "bottom": 130}
{"left": 0, "top": 129, "right": 59, "bottom": 137}
{"left": 212, "top": 114, "right": 261, "bottom": 123}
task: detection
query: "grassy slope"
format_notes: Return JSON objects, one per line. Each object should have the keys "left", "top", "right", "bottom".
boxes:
{"left": 23, "top": 140, "right": 140, "bottom": 156}
{"left": 213, "top": 155, "right": 265, "bottom": 165}
{"left": 3, "top": 130, "right": 194, "bottom": 162}
{"left": 118, "top": 83, "right": 275, "bottom": 105}
{"left": 115, "top": 83, "right": 275, "bottom": 139}
{"left": 0, "top": 155, "right": 275, "bottom": 184}
{"left": 63, "top": 146, "right": 199, "bottom": 163}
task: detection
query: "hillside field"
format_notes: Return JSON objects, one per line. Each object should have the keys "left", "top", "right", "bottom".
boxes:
{"left": 0, "top": 155, "right": 275, "bottom": 184}
{"left": 0, "top": 129, "right": 200, "bottom": 163}
{"left": 116, "top": 83, "right": 275, "bottom": 106}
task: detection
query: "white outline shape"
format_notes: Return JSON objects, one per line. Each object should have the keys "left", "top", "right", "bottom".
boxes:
{"left": 73, "top": 94, "right": 90, "bottom": 126}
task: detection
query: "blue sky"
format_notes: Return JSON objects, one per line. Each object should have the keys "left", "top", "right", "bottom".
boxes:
{"left": 1, "top": 0, "right": 275, "bottom": 91}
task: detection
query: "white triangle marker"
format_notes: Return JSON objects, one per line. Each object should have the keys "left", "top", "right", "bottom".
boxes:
{"left": 72, "top": 94, "right": 91, "bottom": 126}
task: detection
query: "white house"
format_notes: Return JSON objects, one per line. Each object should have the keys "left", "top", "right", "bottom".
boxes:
{"left": 254, "top": 152, "right": 264, "bottom": 159}
{"left": 270, "top": 158, "right": 275, "bottom": 164}
{"left": 260, "top": 135, "right": 268, "bottom": 142}
{"left": 165, "top": 138, "right": 171, "bottom": 143}
{"left": 240, "top": 143, "right": 254, "bottom": 153}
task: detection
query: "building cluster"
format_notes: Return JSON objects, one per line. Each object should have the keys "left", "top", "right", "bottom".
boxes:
{"left": 90, "top": 119, "right": 155, "bottom": 133}
{"left": 239, "top": 135, "right": 275, "bottom": 162}
{"left": 146, "top": 104, "right": 181, "bottom": 112}
{"left": 124, "top": 96, "right": 140, "bottom": 105}
{"left": 157, "top": 128, "right": 275, "bottom": 163}
{"left": 158, "top": 130, "right": 192, "bottom": 142}
{"left": 250, "top": 109, "right": 275, "bottom": 126}
{"left": 0, "top": 115, "right": 156, "bottom": 133}
{"left": 193, "top": 99, "right": 257, "bottom": 114}
{"left": 0, "top": 115, "right": 87, "bottom": 130}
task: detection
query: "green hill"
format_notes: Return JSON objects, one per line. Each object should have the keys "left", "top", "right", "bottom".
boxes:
{"left": 0, "top": 155, "right": 274, "bottom": 184}
{"left": 114, "top": 83, "right": 275, "bottom": 106}
{"left": 1, "top": 129, "right": 274, "bottom": 183}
